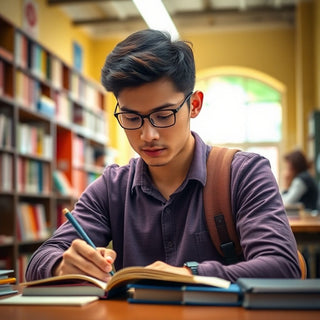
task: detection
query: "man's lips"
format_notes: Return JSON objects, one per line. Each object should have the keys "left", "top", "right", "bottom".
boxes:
{"left": 141, "top": 147, "right": 165, "bottom": 157}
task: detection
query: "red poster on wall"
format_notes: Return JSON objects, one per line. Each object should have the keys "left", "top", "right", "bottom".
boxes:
{"left": 23, "top": 0, "right": 38, "bottom": 38}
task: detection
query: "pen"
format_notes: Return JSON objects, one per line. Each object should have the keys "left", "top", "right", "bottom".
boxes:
{"left": 63, "top": 208, "right": 114, "bottom": 276}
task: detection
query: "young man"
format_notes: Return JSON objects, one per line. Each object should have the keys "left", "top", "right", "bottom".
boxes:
{"left": 26, "top": 29, "right": 301, "bottom": 283}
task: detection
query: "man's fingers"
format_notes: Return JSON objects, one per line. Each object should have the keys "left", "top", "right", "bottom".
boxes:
{"left": 63, "top": 239, "right": 111, "bottom": 281}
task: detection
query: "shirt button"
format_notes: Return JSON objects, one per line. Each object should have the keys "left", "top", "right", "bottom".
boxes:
{"left": 164, "top": 207, "right": 171, "bottom": 214}
{"left": 167, "top": 241, "right": 174, "bottom": 248}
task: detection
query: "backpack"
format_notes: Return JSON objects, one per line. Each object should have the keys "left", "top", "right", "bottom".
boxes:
{"left": 203, "top": 146, "right": 307, "bottom": 279}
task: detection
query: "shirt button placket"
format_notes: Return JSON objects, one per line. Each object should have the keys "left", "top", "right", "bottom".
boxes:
{"left": 162, "top": 206, "right": 176, "bottom": 264}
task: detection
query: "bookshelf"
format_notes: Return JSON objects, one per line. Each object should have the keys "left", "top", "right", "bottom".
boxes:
{"left": 0, "top": 14, "right": 108, "bottom": 282}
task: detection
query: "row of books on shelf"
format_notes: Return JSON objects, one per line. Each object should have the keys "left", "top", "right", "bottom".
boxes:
{"left": 17, "top": 158, "right": 50, "bottom": 194}
{"left": 55, "top": 90, "right": 72, "bottom": 125}
{"left": 14, "top": 69, "right": 62, "bottom": 118}
{"left": 14, "top": 31, "right": 104, "bottom": 111}
{"left": 72, "top": 107, "right": 107, "bottom": 141}
{"left": 56, "top": 95, "right": 107, "bottom": 138}
{"left": 15, "top": 70, "right": 41, "bottom": 111}
{"left": 0, "top": 112, "right": 12, "bottom": 149}
{"left": 0, "top": 59, "right": 8, "bottom": 98}
{"left": 53, "top": 168, "right": 102, "bottom": 198}
{"left": 53, "top": 170, "right": 73, "bottom": 196}
{"left": 13, "top": 73, "right": 106, "bottom": 137}
{"left": 1, "top": 71, "right": 106, "bottom": 142}
{"left": 72, "top": 136, "right": 107, "bottom": 168}
{"left": 69, "top": 71, "right": 104, "bottom": 111}
{"left": 17, "top": 122, "right": 52, "bottom": 159}
{"left": 16, "top": 202, "right": 50, "bottom": 242}
{"left": 0, "top": 152, "right": 13, "bottom": 192}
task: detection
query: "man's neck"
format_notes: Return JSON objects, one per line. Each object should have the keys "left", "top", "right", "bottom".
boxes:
{"left": 148, "top": 135, "right": 195, "bottom": 200}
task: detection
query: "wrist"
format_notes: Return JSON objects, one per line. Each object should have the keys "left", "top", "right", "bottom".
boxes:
{"left": 52, "top": 258, "right": 63, "bottom": 276}
{"left": 183, "top": 261, "right": 199, "bottom": 275}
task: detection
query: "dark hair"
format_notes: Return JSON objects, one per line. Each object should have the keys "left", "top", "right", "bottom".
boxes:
{"left": 284, "top": 150, "right": 310, "bottom": 175}
{"left": 101, "top": 29, "right": 195, "bottom": 97}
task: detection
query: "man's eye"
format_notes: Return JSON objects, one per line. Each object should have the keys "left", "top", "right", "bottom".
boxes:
{"left": 123, "top": 114, "right": 140, "bottom": 122}
{"left": 154, "top": 111, "right": 173, "bottom": 121}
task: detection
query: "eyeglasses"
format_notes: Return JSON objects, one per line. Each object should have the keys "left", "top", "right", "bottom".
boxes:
{"left": 114, "top": 92, "right": 193, "bottom": 130}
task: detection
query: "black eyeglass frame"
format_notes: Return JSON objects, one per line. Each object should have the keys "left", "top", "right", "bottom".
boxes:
{"left": 114, "top": 92, "right": 193, "bottom": 130}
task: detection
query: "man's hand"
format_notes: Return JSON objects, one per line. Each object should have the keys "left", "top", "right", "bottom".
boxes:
{"left": 53, "top": 239, "right": 116, "bottom": 282}
{"left": 145, "top": 261, "right": 192, "bottom": 275}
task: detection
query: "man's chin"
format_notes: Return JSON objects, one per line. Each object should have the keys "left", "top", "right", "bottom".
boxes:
{"left": 142, "top": 157, "right": 168, "bottom": 168}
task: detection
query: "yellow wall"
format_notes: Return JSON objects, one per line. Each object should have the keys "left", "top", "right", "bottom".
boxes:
{"left": 315, "top": 0, "right": 320, "bottom": 108}
{"left": 1, "top": 0, "right": 319, "bottom": 164}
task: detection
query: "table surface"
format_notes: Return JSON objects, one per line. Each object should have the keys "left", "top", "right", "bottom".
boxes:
{"left": 289, "top": 216, "right": 320, "bottom": 233}
{"left": 1, "top": 297, "right": 320, "bottom": 320}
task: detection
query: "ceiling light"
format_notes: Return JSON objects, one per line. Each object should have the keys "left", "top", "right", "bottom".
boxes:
{"left": 133, "top": 0, "right": 180, "bottom": 40}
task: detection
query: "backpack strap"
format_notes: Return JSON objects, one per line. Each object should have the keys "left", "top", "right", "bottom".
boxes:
{"left": 203, "top": 146, "right": 242, "bottom": 265}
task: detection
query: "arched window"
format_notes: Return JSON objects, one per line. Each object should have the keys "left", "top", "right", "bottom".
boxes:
{"left": 192, "top": 73, "right": 283, "bottom": 181}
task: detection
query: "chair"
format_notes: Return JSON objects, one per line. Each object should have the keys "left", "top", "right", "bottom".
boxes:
{"left": 298, "top": 250, "right": 307, "bottom": 279}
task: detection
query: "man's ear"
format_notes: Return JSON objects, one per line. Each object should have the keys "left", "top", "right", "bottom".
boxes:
{"left": 190, "top": 91, "right": 203, "bottom": 118}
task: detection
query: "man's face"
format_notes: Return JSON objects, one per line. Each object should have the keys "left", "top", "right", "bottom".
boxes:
{"left": 116, "top": 79, "right": 193, "bottom": 168}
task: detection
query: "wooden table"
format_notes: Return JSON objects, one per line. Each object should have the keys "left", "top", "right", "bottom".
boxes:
{"left": 1, "top": 298, "right": 320, "bottom": 320}
{"left": 289, "top": 216, "right": 320, "bottom": 233}
{"left": 289, "top": 216, "right": 320, "bottom": 243}
{"left": 289, "top": 216, "right": 320, "bottom": 278}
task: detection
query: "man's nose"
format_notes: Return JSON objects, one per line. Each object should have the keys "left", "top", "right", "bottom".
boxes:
{"left": 140, "top": 119, "right": 159, "bottom": 142}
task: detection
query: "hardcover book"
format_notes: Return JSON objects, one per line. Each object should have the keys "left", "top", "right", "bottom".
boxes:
{"left": 127, "top": 283, "right": 241, "bottom": 306}
{"left": 236, "top": 278, "right": 320, "bottom": 309}
{"left": 20, "top": 266, "right": 230, "bottom": 299}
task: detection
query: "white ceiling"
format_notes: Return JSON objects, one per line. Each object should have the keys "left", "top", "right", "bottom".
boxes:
{"left": 48, "top": 0, "right": 298, "bottom": 39}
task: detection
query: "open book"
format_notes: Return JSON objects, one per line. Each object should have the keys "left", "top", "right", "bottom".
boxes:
{"left": 20, "top": 266, "right": 230, "bottom": 299}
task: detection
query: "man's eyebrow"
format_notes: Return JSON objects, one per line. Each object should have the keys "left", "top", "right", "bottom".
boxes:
{"left": 118, "top": 102, "right": 176, "bottom": 113}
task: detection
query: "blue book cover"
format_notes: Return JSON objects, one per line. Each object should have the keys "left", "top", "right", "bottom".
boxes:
{"left": 127, "top": 283, "right": 241, "bottom": 306}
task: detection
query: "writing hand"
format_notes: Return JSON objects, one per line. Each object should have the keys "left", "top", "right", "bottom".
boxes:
{"left": 53, "top": 239, "right": 116, "bottom": 282}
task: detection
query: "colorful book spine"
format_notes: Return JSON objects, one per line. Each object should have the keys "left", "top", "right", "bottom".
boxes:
{"left": 16, "top": 202, "right": 49, "bottom": 242}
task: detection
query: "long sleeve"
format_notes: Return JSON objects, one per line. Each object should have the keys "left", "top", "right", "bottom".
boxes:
{"left": 198, "top": 152, "right": 301, "bottom": 281}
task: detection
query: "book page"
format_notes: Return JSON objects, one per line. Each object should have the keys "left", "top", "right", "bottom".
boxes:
{"left": 0, "top": 294, "right": 99, "bottom": 306}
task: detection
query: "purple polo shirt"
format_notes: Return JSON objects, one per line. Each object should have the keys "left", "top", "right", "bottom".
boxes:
{"left": 26, "top": 132, "right": 300, "bottom": 281}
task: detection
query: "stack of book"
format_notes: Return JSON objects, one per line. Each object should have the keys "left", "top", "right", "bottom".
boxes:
{"left": 0, "top": 267, "right": 320, "bottom": 309}
{"left": 0, "top": 270, "right": 17, "bottom": 296}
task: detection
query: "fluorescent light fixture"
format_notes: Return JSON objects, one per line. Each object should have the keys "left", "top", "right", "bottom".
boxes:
{"left": 133, "top": 0, "right": 180, "bottom": 40}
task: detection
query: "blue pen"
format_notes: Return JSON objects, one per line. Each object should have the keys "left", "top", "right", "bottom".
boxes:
{"left": 63, "top": 208, "right": 114, "bottom": 276}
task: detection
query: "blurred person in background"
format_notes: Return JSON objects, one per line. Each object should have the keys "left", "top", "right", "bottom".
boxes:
{"left": 281, "top": 149, "right": 318, "bottom": 211}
